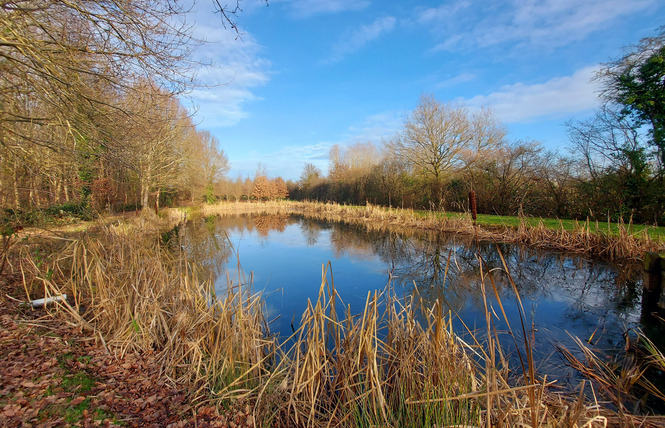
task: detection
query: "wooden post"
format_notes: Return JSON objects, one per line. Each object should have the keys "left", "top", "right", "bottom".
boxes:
{"left": 642, "top": 252, "right": 664, "bottom": 322}
{"left": 468, "top": 191, "right": 477, "bottom": 222}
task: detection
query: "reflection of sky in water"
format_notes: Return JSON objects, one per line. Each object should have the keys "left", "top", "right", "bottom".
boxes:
{"left": 211, "top": 221, "right": 391, "bottom": 335}
{"left": 184, "top": 213, "right": 648, "bottom": 380}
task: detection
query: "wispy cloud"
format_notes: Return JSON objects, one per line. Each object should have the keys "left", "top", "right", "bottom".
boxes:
{"left": 184, "top": 10, "right": 271, "bottom": 128}
{"left": 463, "top": 65, "right": 601, "bottom": 123}
{"left": 232, "top": 142, "right": 334, "bottom": 179}
{"left": 326, "top": 16, "right": 396, "bottom": 63}
{"left": 419, "top": 0, "right": 657, "bottom": 52}
{"left": 434, "top": 73, "right": 475, "bottom": 89}
{"left": 286, "top": 0, "right": 370, "bottom": 19}
{"left": 416, "top": 1, "right": 471, "bottom": 24}
{"left": 232, "top": 111, "right": 404, "bottom": 180}
{"left": 344, "top": 111, "right": 403, "bottom": 143}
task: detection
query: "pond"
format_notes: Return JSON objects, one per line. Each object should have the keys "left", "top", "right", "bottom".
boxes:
{"left": 182, "top": 213, "right": 653, "bottom": 382}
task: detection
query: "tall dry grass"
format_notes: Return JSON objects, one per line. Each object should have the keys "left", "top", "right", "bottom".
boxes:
{"left": 19, "top": 212, "right": 275, "bottom": 400}
{"left": 16, "top": 211, "right": 614, "bottom": 426}
{"left": 558, "top": 332, "right": 665, "bottom": 422}
{"left": 272, "top": 264, "right": 481, "bottom": 427}
{"left": 197, "top": 200, "right": 663, "bottom": 260}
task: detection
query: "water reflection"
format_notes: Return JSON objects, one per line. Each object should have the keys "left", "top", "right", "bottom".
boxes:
{"left": 181, "top": 215, "right": 233, "bottom": 284}
{"left": 183, "top": 213, "right": 646, "bottom": 376}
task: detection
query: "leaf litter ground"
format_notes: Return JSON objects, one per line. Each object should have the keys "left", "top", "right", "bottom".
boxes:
{"left": 0, "top": 273, "right": 255, "bottom": 427}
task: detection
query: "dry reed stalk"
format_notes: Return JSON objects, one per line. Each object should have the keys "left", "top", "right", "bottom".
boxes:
{"left": 558, "top": 332, "right": 665, "bottom": 418}
{"left": 268, "top": 255, "right": 606, "bottom": 427}
{"left": 278, "top": 267, "right": 482, "bottom": 427}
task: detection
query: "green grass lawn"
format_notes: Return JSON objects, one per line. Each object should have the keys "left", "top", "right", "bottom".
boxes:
{"left": 413, "top": 209, "right": 665, "bottom": 240}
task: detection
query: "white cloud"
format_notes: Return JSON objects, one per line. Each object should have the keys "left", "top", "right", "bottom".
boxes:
{"left": 232, "top": 142, "right": 334, "bottom": 179}
{"left": 183, "top": 15, "right": 271, "bottom": 128}
{"left": 286, "top": 0, "right": 370, "bottom": 18}
{"left": 416, "top": 1, "right": 471, "bottom": 24}
{"left": 463, "top": 65, "right": 601, "bottom": 123}
{"left": 423, "top": 0, "right": 657, "bottom": 52}
{"left": 326, "top": 16, "right": 396, "bottom": 63}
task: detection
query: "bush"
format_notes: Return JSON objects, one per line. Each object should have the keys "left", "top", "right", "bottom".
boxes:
{"left": 2, "top": 201, "right": 94, "bottom": 228}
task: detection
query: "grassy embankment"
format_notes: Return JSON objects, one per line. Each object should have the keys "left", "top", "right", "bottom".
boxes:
{"left": 6, "top": 201, "right": 665, "bottom": 426}
{"left": 444, "top": 212, "right": 665, "bottom": 241}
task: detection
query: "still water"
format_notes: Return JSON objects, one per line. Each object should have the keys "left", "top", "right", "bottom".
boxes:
{"left": 183, "top": 213, "right": 647, "bottom": 378}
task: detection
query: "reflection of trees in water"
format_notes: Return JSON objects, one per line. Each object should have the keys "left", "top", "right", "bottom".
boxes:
{"left": 182, "top": 216, "right": 234, "bottom": 284}
{"left": 253, "top": 214, "right": 289, "bottom": 237}
{"left": 492, "top": 246, "right": 642, "bottom": 324}
{"left": 323, "top": 224, "right": 643, "bottom": 324}
{"left": 386, "top": 235, "right": 480, "bottom": 313}
{"left": 298, "top": 217, "right": 330, "bottom": 246}
{"left": 288, "top": 217, "right": 644, "bottom": 324}
{"left": 183, "top": 214, "right": 294, "bottom": 283}
{"left": 329, "top": 225, "right": 392, "bottom": 261}
{"left": 184, "top": 213, "right": 643, "bottom": 331}
{"left": 319, "top": 226, "right": 483, "bottom": 312}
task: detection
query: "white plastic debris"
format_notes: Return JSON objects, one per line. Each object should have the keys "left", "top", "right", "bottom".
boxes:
{"left": 30, "top": 294, "right": 67, "bottom": 309}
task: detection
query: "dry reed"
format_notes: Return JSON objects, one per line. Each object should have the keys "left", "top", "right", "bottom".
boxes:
{"left": 19, "top": 212, "right": 275, "bottom": 402}
{"left": 558, "top": 332, "right": 665, "bottom": 420}
{"left": 15, "top": 210, "right": 619, "bottom": 426}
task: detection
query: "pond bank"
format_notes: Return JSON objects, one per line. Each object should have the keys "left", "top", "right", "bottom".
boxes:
{"left": 195, "top": 200, "right": 665, "bottom": 261}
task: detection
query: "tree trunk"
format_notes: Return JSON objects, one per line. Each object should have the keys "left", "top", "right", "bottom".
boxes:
{"left": 55, "top": 178, "right": 62, "bottom": 204}
{"left": 28, "top": 187, "right": 35, "bottom": 208}
{"left": 141, "top": 182, "right": 150, "bottom": 209}
{"left": 13, "top": 163, "right": 20, "bottom": 209}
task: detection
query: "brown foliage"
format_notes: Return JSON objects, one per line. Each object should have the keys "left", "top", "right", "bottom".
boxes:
{"left": 251, "top": 176, "right": 289, "bottom": 200}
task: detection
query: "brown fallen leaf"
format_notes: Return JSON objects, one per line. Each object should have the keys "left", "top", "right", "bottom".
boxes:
{"left": 70, "top": 396, "right": 86, "bottom": 406}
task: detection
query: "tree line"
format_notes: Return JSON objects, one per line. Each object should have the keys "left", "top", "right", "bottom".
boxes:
{"left": 0, "top": 0, "right": 242, "bottom": 220}
{"left": 2, "top": 2, "right": 663, "bottom": 226}
{"left": 287, "top": 30, "right": 665, "bottom": 225}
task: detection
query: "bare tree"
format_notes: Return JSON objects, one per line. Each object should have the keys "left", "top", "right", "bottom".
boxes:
{"left": 392, "top": 95, "right": 505, "bottom": 206}
{"left": 567, "top": 105, "right": 644, "bottom": 180}
{"left": 461, "top": 107, "right": 506, "bottom": 169}
{"left": 394, "top": 96, "right": 471, "bottom": 201}
{"left": 0, "top": 0, "right": 253, "bottom": 212}
{"left": 481, "top": 140, "right": 542, "bottom": 215}
{"left": 118, "top": 82, "right": 191, "bottom": 208}
{"left": 185, "top": 130, "right": 230, "bottom": 202}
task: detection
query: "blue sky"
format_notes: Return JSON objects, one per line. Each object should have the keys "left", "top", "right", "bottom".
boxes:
{"left": 184, "top": 0, "right": 665, "bottom": 181}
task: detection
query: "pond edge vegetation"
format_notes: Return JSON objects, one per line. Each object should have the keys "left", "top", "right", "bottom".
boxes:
{"left": 9, "top": 201, "right": 665, "bottom": 426}
{"left": 197, "top": 200, "right": 665, "bottom": 261}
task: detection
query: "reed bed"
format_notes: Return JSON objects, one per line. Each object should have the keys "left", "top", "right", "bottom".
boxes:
{"left": 197, "top": 200, "right": 663, "bottom": 260}
{"left": 265, "top": 263, "right": 605, "bottom": 427}
{"left": 272, "top": 264, "right": 482, "bottom": 427}
{"left": 558, "top": 332, "right": 665, "bottom": 419}
{"left": 16, "top": 211, "right": 615, "bottom": 426}
{"left": 19, "top": 213, "right": 275, "bottom": 400}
